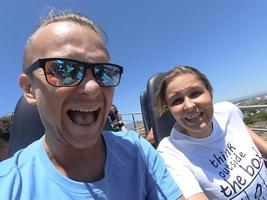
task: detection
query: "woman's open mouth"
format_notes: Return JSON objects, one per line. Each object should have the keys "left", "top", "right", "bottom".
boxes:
{"left": 185, "top": 112, "right": 203, "bottom": 123}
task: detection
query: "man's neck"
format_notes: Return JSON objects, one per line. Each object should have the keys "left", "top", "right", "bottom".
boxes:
{"left": 43, "top": 135, "right": 106, "bottom": 182}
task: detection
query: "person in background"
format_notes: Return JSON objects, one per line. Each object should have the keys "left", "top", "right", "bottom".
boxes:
{"left": 156, "top": 66, "right": 267, "bottom": 199}
{"left": 0, "top": 113, "right": 12, "bottom": 162}
{"left": 108, "top": 104, "right": 127, "bottom": 131}
{"left": 0, "top": 11, "right": 184, "bottom": 200}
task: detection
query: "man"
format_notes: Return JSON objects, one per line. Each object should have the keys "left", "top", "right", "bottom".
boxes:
{"left": 0, "top": 113, "right": 12, "bottom": 161}
{"left": 0, "top": 11, "right": 184, "bottom": 200}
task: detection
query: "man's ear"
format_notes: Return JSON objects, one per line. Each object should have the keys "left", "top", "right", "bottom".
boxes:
{"left": 19, "top": 74, "right": 37, "bottom": 105}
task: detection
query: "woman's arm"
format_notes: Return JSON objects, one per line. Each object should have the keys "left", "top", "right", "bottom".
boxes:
{"left": 177, "top": 195, "right": 186, "bottom": 200}
{"left": 145, "top": 128, "right": 155, "bottom": 145}
{"left": 188, "top": 192, "right": 209, "bottom": 200}
{"left": 247, "top": 127, "right": 267, "bottom": 159}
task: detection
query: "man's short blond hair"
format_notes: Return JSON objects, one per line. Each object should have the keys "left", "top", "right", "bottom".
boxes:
{"left": 23, "top": 10, "right": 109, "bottom": 70}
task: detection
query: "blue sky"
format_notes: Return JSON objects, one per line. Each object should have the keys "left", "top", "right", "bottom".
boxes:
{"left": 1, "top": 0, "right": 267, "bottom": 116}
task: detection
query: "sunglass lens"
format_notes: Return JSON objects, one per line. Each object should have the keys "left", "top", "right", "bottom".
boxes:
{"left": 94, "top": 65, "right": 121, "bottom": 87}
{"left": 45, "top": 60, "right": 84, "bottom": 86}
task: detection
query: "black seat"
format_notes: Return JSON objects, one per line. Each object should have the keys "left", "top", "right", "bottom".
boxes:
{"left": 8, "top": 96, "right": 114, "bottom": 157}
{"left": 141, "top": 73, "right": 176, "bottom": 148}
{"left": 8, "top": 96, "right": 44, "bottom": 157}
{"left": 140, "top": 91, "right": 151, "bottom": 135}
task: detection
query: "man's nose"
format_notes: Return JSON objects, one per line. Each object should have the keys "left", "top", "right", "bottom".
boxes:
{"left": 77, "top": 70, "right": 101, "bottom": 96}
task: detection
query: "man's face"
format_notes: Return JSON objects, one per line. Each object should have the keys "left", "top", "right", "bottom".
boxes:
{"left": 21, "top": 22, "right": 114, "bottom": 148}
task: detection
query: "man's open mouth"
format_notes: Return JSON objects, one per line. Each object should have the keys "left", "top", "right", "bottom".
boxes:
{"left": 67, "top": 108, "right": 100, "bottom": 126}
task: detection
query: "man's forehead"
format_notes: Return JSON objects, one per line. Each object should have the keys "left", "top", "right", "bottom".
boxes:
{"left": 50, "top": 22, "right": 75, "bottom": 36}
{"left": 27, "top": 21, "right": 109, "bottom": 64}
{"left": 34, "top": 21, "right": 97, "bottom": 40}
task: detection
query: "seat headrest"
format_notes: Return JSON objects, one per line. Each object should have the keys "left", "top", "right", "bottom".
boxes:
{"left": 8, "top": 96, "right": 44, "bottom": 157}
{"left": 140, "top": 91, "right": 151, "bottom": 134}
{"left": 146, "top": 73, "right": 176, "bottom": 147}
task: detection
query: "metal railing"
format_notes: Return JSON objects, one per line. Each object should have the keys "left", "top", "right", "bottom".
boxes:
{"left": 120, "top": 113, "right": 144, "bottom": 133}
{"left": 238, "top": 105, "right": 267, "bottom": 110}
{"left": 120, "top": 104, "right": 267, "bottom": 135}
{"left": 239, "top": 105, "right": 267, "bottom": 138}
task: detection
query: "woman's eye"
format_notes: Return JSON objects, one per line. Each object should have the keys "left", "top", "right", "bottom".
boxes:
{"left": 171, "top": 98, "right": 184, "bottom": 106}
{"left": 190, "top": 91, "right": 202, "bottom": 98}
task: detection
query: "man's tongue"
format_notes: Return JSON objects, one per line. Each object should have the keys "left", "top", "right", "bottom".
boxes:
{"left": 68, "top": 110, "right": 94, "bottom": 126}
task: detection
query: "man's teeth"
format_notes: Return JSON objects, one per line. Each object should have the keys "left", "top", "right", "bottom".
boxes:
{"left": 71, "top": 108, "right": 98, "bottom": 112}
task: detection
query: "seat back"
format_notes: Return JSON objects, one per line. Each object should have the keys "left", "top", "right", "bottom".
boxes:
{"left": 8, "top": 96, "right": 114, "bottom": 157}
{"left": 145, "top": 73, "right": 176, "bottom": 147}
{"left": 8, "top": 96, "right": 44, "bottom": 157}
{"left": 140, "top": 91, "right": 151, "bottom": 134}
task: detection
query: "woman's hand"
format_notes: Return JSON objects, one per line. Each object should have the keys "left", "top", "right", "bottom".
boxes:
{"left": 247, "top": 127, "right": 267, "bottom": 160}
{"left": 187, "top": 192, "right": 209, "bottom": 200}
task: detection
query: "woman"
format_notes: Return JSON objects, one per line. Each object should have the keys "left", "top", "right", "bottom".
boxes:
{"left": 108, "top": 105, "right": 127, "bottom": 131}
{"left": 156, "top": 66, "right": 267, "bottom": 200}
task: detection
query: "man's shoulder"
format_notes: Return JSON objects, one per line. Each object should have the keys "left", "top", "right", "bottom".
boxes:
{"left": 103, "top": 130, "right": 153, "bottom": 154}
{"left": 103, "top": 130, "right": 144, "bottom": 143}
{"left": 0, "top": 138, "right": 41, "bottom": 176}
{"left": 0, "top": 156, "right": 18, "bottom": 176}
{"left": 0, "top": 152, "right": 24, "bottom": 193}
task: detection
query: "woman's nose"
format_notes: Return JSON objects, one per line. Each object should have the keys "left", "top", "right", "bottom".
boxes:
{"left": 183, "top": 97, "right": 195, "bottom": 111}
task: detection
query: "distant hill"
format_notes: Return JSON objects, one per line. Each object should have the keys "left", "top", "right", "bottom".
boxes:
{"left": 230, "top": 91, "right": 267, "bottom": 106}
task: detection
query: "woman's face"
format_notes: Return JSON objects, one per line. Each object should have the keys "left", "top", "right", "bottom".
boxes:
{"left": 110, "top": 106, "right": 116, "bottom": 113}
{"left": 165, "top": 73, "right": 213, "bottom": 138}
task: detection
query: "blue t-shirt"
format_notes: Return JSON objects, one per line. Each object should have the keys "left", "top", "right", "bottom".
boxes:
{"left": 0, "top": 131, "right": 182, "bottom": 200}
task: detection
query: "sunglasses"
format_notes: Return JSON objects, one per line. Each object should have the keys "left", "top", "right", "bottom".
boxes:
{"left": 23, "top": 58, "right": 124, "bottom": 87}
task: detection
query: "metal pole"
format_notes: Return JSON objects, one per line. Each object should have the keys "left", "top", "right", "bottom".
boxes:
{"left": 132, "top": 114, "right": 137, "bottom": 131}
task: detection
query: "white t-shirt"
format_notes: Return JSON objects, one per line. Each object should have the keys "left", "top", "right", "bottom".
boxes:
{"left": 158, "top": 101, "right": 267, "bottom": 199}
